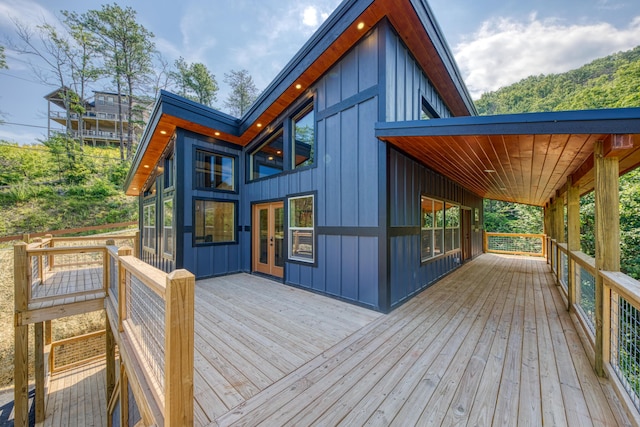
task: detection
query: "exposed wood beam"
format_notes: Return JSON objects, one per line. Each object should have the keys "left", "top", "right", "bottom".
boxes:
{"left": 569, "top": 155, "right": 594, "bottom": 187}
{"left": 603, "top": 134, "right": 634, "bottom": 158}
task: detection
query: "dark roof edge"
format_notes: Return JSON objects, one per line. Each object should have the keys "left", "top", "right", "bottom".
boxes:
{"left": 238, "top": 0, "right": 372, "bottom": 132}
{"left": 411, "top": 0, "right": 477, "bottom": 116}
{"left": 375, "top": 108, "right": 640, "bottom": 137}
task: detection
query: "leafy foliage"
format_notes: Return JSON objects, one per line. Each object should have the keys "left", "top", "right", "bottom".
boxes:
{"left": 171, "top": 57, "right": 218, "bottom": 106}
{"left": 0, "top": 141, "right": 137, "bottom": 236}
{"left": 224, "top": 69, "right": 259, "bottom": 116}
{"left": 483, "top": 199, "right": 542, "bottom": 234}
{"left": 0, "top": 45, "right": 6, "bottom": 69}
{"left": 480, "top": 45, "right": 640, "bottom": 279}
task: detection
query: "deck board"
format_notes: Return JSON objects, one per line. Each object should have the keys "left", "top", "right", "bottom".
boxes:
{"left": 212, "top": 255, "right": 634, "bottom": 427}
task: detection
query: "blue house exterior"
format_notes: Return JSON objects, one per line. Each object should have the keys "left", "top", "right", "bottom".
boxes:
{"left": 124, "top": 0, "right": 513, "bottom": 312}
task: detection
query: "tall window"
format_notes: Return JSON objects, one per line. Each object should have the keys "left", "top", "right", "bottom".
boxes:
{"left": 292, "top": 107, "right": 314, "bottom": 169}
{"left": 195, "top": 150, "right": 235, "bottom": 191}
{"left": 164, "top": 153, "right": 175, "bottom": 189}
{"left": 445, "top": 203, "right": 460, "bottom": 252}
{"left": 251, "top": 130, "right": 284, "bottom": 180}
{"left": 289, "top": 195, "right": 314, "bottom": 262}
{"left": 420, "top": 97, "right": 439, "bottom": 120}
{"left": 421, "top": 197, "right": 444, "bottom": 261}
{"left": 143, "top": 204, "right": 156, "bottom": 251}
{"left": 194, "top": 200, "right": 236, "bottom": 244}
{"left": 163, "top": 198, "right": 174, "bottom": 258}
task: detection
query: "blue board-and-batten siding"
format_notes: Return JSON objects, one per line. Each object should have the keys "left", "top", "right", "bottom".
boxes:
{"left": 387, "top": 147, "right": 483, "bottom": 308}
{"left": 384, "top": 26, "right": 452, "bottom": 122}
{"left": 243, "top": 28, "right": 382, "bottom": 309}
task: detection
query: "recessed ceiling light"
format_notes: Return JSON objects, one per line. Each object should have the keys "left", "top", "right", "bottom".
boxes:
{"left": 143, "top": 165, "right": 150, "bottom": 169}
{"left": 160, "top": 130, "right": 167, "bottom": 135}
{"left": 215, "top": 131, "right": 220, "bottom": 136}
{"left": 257, "top": 123, "right": 262, "bottom": 128}
{"left": 357, "top": 22, "right": 365, "bottom": 30}
{"left": 295, "top": 83, "right": 302, "bottom": 90}
{"left": 484, "top": 169, "right": 496, "bottom": 173}
{"left": 132, "top": 187, "right": 137, "bottom": 191}
{"left": 276, "top": 150, "right": 282, "bottom": 154}
{"left": 268, "top": 156, "right": 274, "bottom": 161}
{"left": 500, "top": 187, "right": 507, "bottom": 191}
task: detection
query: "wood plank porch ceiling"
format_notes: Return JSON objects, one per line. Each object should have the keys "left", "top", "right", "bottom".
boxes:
{"left": 377, "top": 112, "right": 640, "bottom": 206}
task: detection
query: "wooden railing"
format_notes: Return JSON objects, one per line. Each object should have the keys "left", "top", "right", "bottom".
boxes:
{"left": 104, "top": 248, "right": 194, "bottom": 427}
{"left": 483, "top": 232, "right": 546, "bottom": 257}
{"left": 547, "top": 238, "right": 640, "bottom": 415}
{"left": 50, "top": 330, "right": 106, "bottom": 373}
{"left": 14, "top": 231, "right": 195, "bottom": 427}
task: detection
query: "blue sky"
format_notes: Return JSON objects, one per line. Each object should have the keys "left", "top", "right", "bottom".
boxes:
{"left": 0, "top": 0, "right": 639, "bottom": 144}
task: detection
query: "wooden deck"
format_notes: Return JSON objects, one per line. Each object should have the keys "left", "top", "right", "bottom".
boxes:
{"left": 203, "top": 255, "right": 634, "bottom": 426}
{"left": 37, "top": 359, "right": 106, "bottom": 427}
{"left": 30, "top": 253, "right": 638, "bottom": 426}
{"left": 29, "top": 267, "right": 104, "bottom": 308}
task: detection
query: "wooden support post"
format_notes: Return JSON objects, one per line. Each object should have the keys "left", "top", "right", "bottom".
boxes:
{"left": 482, "top": 230, "right": 488, "bottom": 253}
{"left": 106, "top": 312, "right": 116, "bottom": 405}
{"left": 567, "top": 176, "right": 580, "bottom": 312}
{"left": 14, "top": 242, "right": 29, "bottom": 427}
{"left": 134, "top": 230, "right": 140, "bottom": 258}
{"left": 594, "top": 140, "right": 620, "bottom": 377}
{"left": 164, "top": 269, "right": 195, "bottom": 427}
{"left": 117, "top": 246, "right": 133, "bottom": 332}
{"left": 22, "top": 233, "right": 29, "bottom": 243}
{"left": 45, "top": 320, "right": 52, "bottom": 345}
{"left": 35, "top": 322, "right": 45, "bottom": 423}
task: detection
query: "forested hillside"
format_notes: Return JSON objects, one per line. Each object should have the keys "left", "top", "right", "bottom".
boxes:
{"left": 0, "top": 139, "right": 137, "bottom": 236}
{"left": 477, "top": 46, "right": 640, "bottom": 278}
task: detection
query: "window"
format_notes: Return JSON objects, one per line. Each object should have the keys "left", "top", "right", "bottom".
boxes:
{"left": 195, "top": 150, "right": 235, "bottom": 191}
{"left": 163, "top": 198, "right": 174, "bottom": 258}
{"left": 164, "top": 153, "right": 175, "bottom": 189}
{"left": 97, "top": 95, "right": 105, "bottom": 105}
{"left": 251, "top": 130, "right": 284, "bottom": 180}
{"left": 194, "top": 200, "right": 236, "bottom": 244}
{"left": 445, "top": 203, "right": 460, "bottom": 252}
{"left": 420, "top": 97, "right": 439, "bottom": 120}
{"left": 143, "top": 204, "right": 156, "bottom": 251}
{"left": 422, "top": 197, "right": 449, "bottom": 261}
{"left": 144, "top": 181, "right": 156, "bottom": 198}
{"left": 289, "top": 195, "right": 314, "bottom": 262}
{"left": 433, "top": 200, "right": 444, "bottom": 256}
{"left": 107, "top": 96, "right": 114, "bottom": 104}
{"left": 292, "top": 107, "right": 314, "bottom": 169}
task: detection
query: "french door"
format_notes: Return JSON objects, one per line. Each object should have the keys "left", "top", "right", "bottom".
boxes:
{"left": 252, "top": 201, "right": 284, "bottom": 278}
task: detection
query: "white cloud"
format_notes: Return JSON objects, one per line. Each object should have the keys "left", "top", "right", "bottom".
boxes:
{"left": 454, "top": 15, "right": 640, "bottom": 98}
{"left": 303, "top": 6, "right": 319, "bottom": 27}
{"left": 0, "top": 0, "right": 58, "bottom": 29}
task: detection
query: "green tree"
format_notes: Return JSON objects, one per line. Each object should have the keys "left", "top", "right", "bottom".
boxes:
{"left": 170, "top": 57, "right": 218, "bottom": 106}
{"left": 0, "top": 45, "right": 7, "bottom": 69}
{"left": 224, "top": 69, "right": 259, "bottom": 116}
{"left": 81, "top": 4, "right": 155, "bottom": 160}
{"left": 483, "top": 199, "right": 543, "bottom": 234}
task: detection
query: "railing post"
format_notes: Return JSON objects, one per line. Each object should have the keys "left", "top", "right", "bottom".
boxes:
{"left": 117, "top": 246, "right": 133, "bottom": 332}
{"left": 567, "top": 176, "right": 580, "bottom": 312}
{"left": 164, "top": 269, "right": 195, "bottom": 427}
{"left": 33, "top": 237, "right": 44, "bottom": 282}
{"left": 483, "top": 230, "right": 488, "bottom": 253}
{"left": 35, "top": 322, "right": 45, "bottom": 423}
{"left": 45, "top": 234, "right": 54, "bottom": 270}
{"left": 14, "top": 242, "right": 29, "bottom": 427}
{"left": 134, "top": 230, "right": 140, "bottom": 258}
{"left": 106, "top": 313, "right": 116, "bottom": 406}
{"left": 594, "top": 139, "right": 620, "bottom": 377}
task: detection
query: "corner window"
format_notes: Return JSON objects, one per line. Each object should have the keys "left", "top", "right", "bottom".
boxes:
{"left": 292, "top": 107, "right": 314, "bottom": 169}
{"left": 195, "top": 150, "right": 235, "bottom": 191}
{"left": 163, "top": 198, "right": 174, "bottom": 258}
{"left": 250, "top": 130, "right": 284, "bottom": 180}
{"left": 289, "top": 195, "right": 314, "bottom": 262}
{"left": 194, "top": 199, "right": 236, "bottom": 244}
{"left": 445, "top": 203, "right": 460, "bottom": 252}
{"left": 143, "top": 204, "right": 156, "bottom": 251}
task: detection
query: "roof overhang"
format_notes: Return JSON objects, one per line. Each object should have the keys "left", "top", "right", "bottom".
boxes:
{"left": 124, "top": 0, "right": 475, "bottom": 195}
{"left": 376, "top": 108, "right": 640, "bottom": 206}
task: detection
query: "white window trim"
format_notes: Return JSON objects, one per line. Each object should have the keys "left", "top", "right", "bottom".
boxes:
{"left": 288, "top": 194, "right": 315, "bottom": 263}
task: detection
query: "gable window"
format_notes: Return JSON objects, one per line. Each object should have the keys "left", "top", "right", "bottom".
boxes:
{"left": 289, "top": 195, "right": 314, "bottom": 262}
{"left": 420, "top": 97, "right": 439, "bottom": 120}
{"left": 163, "top": 198, "right": 174, "bottom": 258}
{"left": 194, "top": 199, "right": 236, "bottom": 244}
{"left": 143, "top": 203, "right": 156, "bottom": 251}
{"left": 292, "top": 106, "right": 314, "bottom": 169}
{"left": 251, "top": 130, "right": 284, "bottom": 180}
{"left": 445, "top": 203, "right": 460, "bottom": 252}
{"left": 195, "top": 150, "right": 235, "bottom": 191}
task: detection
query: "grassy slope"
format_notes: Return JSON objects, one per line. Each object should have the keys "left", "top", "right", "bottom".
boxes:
{"left": 0, "top": 143, "right": 138, "bottom": 236}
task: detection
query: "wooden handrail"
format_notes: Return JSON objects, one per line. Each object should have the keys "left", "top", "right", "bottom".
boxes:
{"left": 601, "top": 271, "right": 640, "bottom": 309}
{"left": 484, "top": 232, "right": 545, "bottom": 238}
